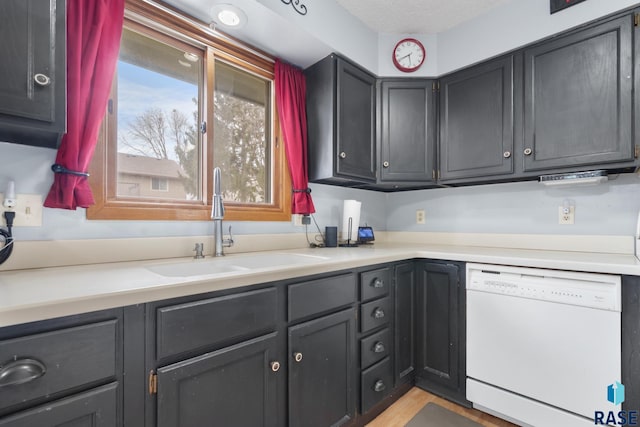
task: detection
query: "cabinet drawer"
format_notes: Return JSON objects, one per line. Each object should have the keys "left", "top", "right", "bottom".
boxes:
{"left": 361, "top": 357, "right": 393, "bottom": 413}
{"left": 0, "top": 382, "right": 117, "bottom": 426}
{"left": 360, "top": 296, "right": 391, "bottom": 333}
{"left": 0, "top": 320, "right": 118, "bottom": 414}
{"left": 288, "top": 274, "right": 356, "bottom": 322}
{"left": 360, "top": 328, "right": 390, "bottom": 369}
{"left": 157, "top": 287, "right": 277, "bottom": 361}
{"left": 360, "top": 268, "right": 390, "bottom": 302}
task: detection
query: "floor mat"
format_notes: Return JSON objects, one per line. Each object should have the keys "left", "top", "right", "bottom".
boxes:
{"left": 405, "top": 402, "right": 482, "bottom": 427}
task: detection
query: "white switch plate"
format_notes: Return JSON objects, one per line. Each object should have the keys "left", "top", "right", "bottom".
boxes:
{"left": 416, "top": 209, "right": 426, "bottom": 224}
{"left": 558, "top": 206, "right": 575, "bottom": 225}
{"left": 0, "top": 193, "right": 43, "bottom": 227}
{"left": 292, "top": 214, "right": 304, "bottom": 227}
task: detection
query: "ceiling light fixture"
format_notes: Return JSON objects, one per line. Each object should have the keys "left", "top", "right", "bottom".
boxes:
{"left": 210, "top": 4, "right": 247, "bottom": 29}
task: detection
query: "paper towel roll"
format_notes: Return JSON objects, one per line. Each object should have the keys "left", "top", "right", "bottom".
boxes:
{"left": 341, "top": 200, "right": 361, "bottom": 241}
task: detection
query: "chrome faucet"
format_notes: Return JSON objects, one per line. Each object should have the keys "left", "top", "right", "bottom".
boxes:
{"left": 211, "top": 167, "right": 233, "bottom": 256}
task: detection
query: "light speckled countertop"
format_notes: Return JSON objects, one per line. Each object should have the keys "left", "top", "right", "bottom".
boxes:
{"left": 1, "top": 240, "right": 640, "bottom": 328}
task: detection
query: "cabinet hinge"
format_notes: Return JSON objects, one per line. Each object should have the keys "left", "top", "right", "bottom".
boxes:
{"left": 437, "top": 170, "right": 441, "bottom": 180}
{"left": 635, "top": 145, "right": 639, "bottom": 159}
{"left": 432, "top": 82, "right": 440, "bottom": 92}
{"left": 148, "top": 370, "right": 157, "bottom": 395}
{"left": 432, "top": 170, "right": 436, "bottom": 180}
{"left": 634, "top": 13, "right": 640, "bottom": 27}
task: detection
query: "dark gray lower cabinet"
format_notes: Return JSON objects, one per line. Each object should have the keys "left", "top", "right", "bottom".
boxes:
{"left": 0, "top": 383, "right": 118, "bottom": 427}
{"left": 288, "top": 308, "right": 357, "bottom": 427}
{"left": 157, "top": 333, "right": 279, "bottom": 427}
{"left": 394, "top": 262, "right": 416, "bottom": 386}
{"left": 415, "top": 261, "right": 468, "bottom": 406}
{"left": 622, "top": 275, "right": 640, "bottom": 411}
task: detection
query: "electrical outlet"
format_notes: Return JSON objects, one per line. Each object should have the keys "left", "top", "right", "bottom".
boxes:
{"left": 0, "top": 193, "right": 43, "bottom": 227}
{"left": 416, "top": 209, "right": 426, "bottom": 224}
{"left": 558, "top": 206, "right": 575, "bottom": 225}
{"left": 292, "top": 214, "right": 304, "bottom": 227}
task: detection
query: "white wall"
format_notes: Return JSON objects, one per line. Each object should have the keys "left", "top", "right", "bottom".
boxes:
{"left": 387, "top": 174, "right": 640, "bottom": 236}
{"left": 436, "top": 0, "right": 640, "bottom": 74}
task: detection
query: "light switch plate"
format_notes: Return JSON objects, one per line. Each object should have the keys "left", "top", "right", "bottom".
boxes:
{"left": 0, "top": 193, "right": 43, "bottom": 227}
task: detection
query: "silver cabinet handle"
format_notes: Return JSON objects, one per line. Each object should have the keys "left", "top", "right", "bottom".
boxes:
{"left": 371, "top": 278, "right": 384, "bottom": 288}
{"left": 293, "top": 352, "right": 303, "bottom": 362}
{"left": 373, "top": 342, "right": 385, "bottom": 353}
{"left": 339, "top": 152, "right": 347, "bottom": 159}
{"left": 373, "top": 380, "right": 386, "bottom": 392}
{"left": 34, "top": 74, "right": 51, "bottom": 87}
{"left": 373, "top": 308, "right": 385, "bottom": 319}
{"left": 503, "top": 151, "right": 511, "bottom": 158}
{"left": 0, "top": 358, "right": 46, "bottom": 387}
{"left": 270, "top": 361, "right": 280, "bottom": 372}
{"left": 524, "top": 148, "right": 533, "bottom": 156}
{"left": 382, "top": 161, "right": 389, "bottom": 168}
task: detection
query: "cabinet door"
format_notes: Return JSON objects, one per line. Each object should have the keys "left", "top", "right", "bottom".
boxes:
{"left": 379, "top": 80, "right": 436, "bottom": 182}
{"left": 523, "top": 14, "right": 634, "bottom": 172}
{"left": 157, "top": 333, "right": 279, "bottom": 427}
{"left": 0, "top": 383, "right": 117, "bottom": 427}
{"left": 439, "top": 56, "right": 516, "bottom": 182}
{"left": 0, "top": 0, "right": 65, "bottom": 146}
{"left": 416, "top": 262, "right": 462, "bottom": 397}
{"left": 289, "top": 308, "right": 357, "bottom": 427}
{"left": 394, "top": 262, "right": 416, "bottom": 386}
{"left": 336, "top": 58, "right": 376, "bottom": 181}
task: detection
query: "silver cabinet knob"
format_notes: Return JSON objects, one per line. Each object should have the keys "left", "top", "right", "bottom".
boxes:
{"left": 293, "top": 352, "right": 303, "bottom": 362}
{"left": 382, "top": 161, "right": 389, "bottom": 168}
{"left": 524, "top": 148, "right": 533, "bottom": 156}
{"left": 503, "top": 151, "right": 511, "bottom": 158}
{"left": 270, "top": 361, "right": 280, "bottom": 372}
{"left": 373, "top": 380, "right": 386, "bottom": 392}
{"left": 339, "top": 152, "right": 347, "bottom": 159}
{"left": 371, "top": 278, "right": 384, "bottom": 288}
{"left": 34, "top": 74, "right": 51, "bottom": 87}
{"left": 373, "top": 308, "right": 385, "bottom": 319}
{"left": 373, "top": 342, "right": 385, "bottom": 353}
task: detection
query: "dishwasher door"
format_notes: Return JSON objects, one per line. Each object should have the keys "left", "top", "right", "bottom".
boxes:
{"left": 466, "top": 263, "right": 621, "bottom": 422}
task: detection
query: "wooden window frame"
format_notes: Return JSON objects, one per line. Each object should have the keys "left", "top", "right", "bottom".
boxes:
{"left": 87, "top": 0, "right": 291, "bottom": 222}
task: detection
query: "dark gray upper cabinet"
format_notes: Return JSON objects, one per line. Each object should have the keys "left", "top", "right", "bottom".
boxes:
{"left": 439, "top": 55, "right": 518, "bottom": 183}
{"left": 378, "top": 79, "right": 436, "bottom": 184}
{"left": 306, "top": 54, "right": 377, "bottom": 185}
{"left": 522, "top": 14, "right": 635, "bottom": 173}
{"left": 0, "top": 0, "right": 66, "bottom": 149}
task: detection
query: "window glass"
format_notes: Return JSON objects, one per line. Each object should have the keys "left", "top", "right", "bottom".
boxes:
{"left": 214, "top": 60, "right": 271, "bottom": 204}
{"left": 115, "top": 28, "right": 202, "bottom": 201}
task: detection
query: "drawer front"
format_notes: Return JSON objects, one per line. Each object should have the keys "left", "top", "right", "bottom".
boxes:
{"left": 360, "top": 268, "right": 390, "bottom": 302}
{"left": 360, "top": 328, "right": 391, "bottom": 369}
{"left": 0, "top": 382, "right": 117, "bottom": 427}
{"left": 157, "top": 287, "right": 277, "bottom": 361}
{"left": 361, "top": 357, "right": 393, "bottom": 413}
{"left": 0, "top": 320, "right": 118, "bottom": 414}
{"left": 360, "top": 296, "right": 391, "bottom": 333}
{"left": 288, "top": 274, "right": 356, "bottom": 322}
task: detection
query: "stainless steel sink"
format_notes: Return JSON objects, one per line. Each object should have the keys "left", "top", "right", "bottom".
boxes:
{"left": 146, "top": 252, "right": 330, "bottom": 277}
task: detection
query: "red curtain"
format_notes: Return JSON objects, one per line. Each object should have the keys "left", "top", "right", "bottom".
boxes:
{"left": 44, "top": 0, "right": 125, "bottom": 209}
{"left": 274, "top": 59, "right": 315, "bottom": 215}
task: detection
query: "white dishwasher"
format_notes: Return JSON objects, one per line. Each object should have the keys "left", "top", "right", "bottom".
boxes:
{"left": 466, "top": 263, "right": 621, "bottom": 427}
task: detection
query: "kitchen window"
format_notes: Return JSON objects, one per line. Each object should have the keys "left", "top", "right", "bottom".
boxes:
{"left": 87, "top": 0, "right": 290, "bottom": 221}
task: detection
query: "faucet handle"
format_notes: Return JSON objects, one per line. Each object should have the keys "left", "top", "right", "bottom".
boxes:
{"left": 193, "top": 243, "right": 205, "bottom": 259}
{"left": 224, "top": 226, "right": 234, "bottom": 248}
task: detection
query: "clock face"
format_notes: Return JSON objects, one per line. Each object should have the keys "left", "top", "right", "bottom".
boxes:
{"left": 393, "top": 38, "right": 425, "bottom": 72}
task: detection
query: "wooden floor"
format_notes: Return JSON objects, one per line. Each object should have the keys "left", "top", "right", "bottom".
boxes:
{"left": 366, "top": 388, "right": 518, "bottom": 427}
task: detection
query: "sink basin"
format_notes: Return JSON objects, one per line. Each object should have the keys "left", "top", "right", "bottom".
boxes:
{"left": 146, "top": 252, "right": 330, "bottom": 277}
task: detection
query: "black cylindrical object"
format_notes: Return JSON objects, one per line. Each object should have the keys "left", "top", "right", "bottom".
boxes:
{"left": 325, "top": 226, "right": 338, "bottom": 247}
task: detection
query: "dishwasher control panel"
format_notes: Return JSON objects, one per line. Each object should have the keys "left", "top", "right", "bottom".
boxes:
{"left": 466, "top": 263, "right": 621, "bottom": 311}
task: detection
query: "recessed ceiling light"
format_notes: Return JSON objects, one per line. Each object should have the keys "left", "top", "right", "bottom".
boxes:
{"left": 210, "top": 4, "right": 247, "bottom": 29}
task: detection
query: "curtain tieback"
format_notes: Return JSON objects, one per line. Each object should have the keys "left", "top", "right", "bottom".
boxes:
{"left": 51, "top": 164, "right": 90, "bottom": 178}
{"left": 292, "top": 188, "right": 312, "bottom": 194}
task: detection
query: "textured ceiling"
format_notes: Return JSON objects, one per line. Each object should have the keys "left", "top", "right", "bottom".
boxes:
{"left": 334, "top": 0, "right": 511, "bottom": 34}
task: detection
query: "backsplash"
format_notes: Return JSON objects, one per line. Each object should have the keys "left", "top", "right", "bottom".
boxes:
{"left": 2, "top": 141, "right": 640, "bottom": 241}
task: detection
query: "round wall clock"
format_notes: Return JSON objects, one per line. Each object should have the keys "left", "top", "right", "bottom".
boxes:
{"left": 392, "top": 38, "right": 426, "bottom": 72}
